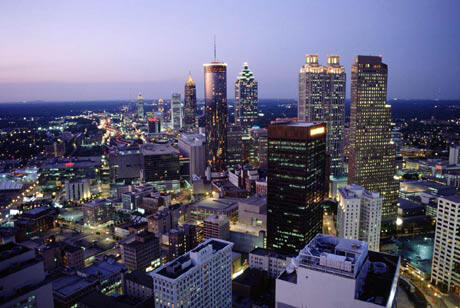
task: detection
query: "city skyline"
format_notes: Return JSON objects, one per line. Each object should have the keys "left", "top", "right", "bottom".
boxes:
{"left": 1, "top": 0, "right": 460, "bottom": 102}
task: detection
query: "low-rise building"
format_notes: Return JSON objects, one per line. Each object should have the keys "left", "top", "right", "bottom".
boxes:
{"left": 82, "top": 199, "right": 112, "bottom": 226}
{"left": 249, "top": 247, "right": 290, "bottom": 279}
{"left": 203, "top": 214, "right": 230, "bottom": 241}
{"left": 121, "top": 232, "right": 160, "bottom": 272}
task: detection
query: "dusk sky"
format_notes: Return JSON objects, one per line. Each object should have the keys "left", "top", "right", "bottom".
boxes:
{"left": 1, "top": 0, "right": 459, "bottom": 102}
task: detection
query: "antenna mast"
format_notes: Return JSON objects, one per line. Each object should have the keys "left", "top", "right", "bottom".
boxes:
{"left": 213, "top": 35, "right": 216, "bottom": 61}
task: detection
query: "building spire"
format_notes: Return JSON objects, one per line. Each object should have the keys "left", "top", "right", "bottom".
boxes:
{"left": 213, "top": 35, "right": 216, "bottom": 61}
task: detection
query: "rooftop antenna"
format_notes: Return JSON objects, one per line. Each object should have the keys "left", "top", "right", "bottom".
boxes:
{"left": 213, "top": 35, "right": 217, "bottom": 61}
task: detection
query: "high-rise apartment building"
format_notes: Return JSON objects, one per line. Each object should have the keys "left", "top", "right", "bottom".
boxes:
{"left": 171, "top": 93, "right": 182, "bottom": 130}
{"left": 431, "top": 195, "right": 460, "bottom": 294}
{"left": 337, "top": 184, "right": 383, "bottom": 251}
{"left": 348, "top": 55, "right": 399, "bottom": 230}
{"left": 226, "top": 124, "right": 243, "bottom": 169}
{"left": 235, "top": 62, "right": 258, "bottom": 135}
{"left": 178, "top": 133, "right": 206, "bottom": 177}
{"left": 120, "top": 231, "right": 160, "bottom": 272}
{"left": 204, "top": 61, "right": 227, "bottom": 172}
{"left": 267, "top": 122, "right": 328, "bottom": 254}
{"left": 150, "top": 239, "right": 233, "bottom": 308}
{"left": 184, "top": 73, "right": 197, "bottom": 129}
{"left": 298, "top": 54, "right": 345, "bottom": 177}
{"left": 137, "top": 93, "right": 144, "bottom": 119}
{"left": 276, "top": 234, "right": 400, "bottom": 308}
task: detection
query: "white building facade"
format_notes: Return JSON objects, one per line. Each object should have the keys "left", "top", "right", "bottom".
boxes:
{"left": 276, "top": 234, "right": 400, "bottom": 308}
{"left": 150, "top": 239, "right": 233, "bottom": 308}
{"left": 337, "top": 184, "right": 382, "bottom": 251}
{"left": 64, "top": 179, "right": 90, "bottom": 201}
{"left": 431, "top": 195, "right": 460, "bottom": 294}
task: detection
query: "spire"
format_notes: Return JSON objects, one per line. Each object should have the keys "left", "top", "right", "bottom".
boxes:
{"left": 186, "top": 72, "right": 195, "bottom": 86}
{"left": 213, "top": 35, "right": 217, "bottom": 61}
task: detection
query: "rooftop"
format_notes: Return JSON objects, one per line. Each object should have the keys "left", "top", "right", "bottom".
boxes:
{"left": 124, "top": 270, "right": 153, "bottom": 289}
{"left": 0, "top": 242, "right": 30, "bottom": 263}
{"left": 191, "top": 197, "right": 238, "bottom": 211}
{"left": 250, "top": 247, "right": 289, "bottom": 260}
{"left": 440, "top": 194, "right": 460, "bottom": 204}
{"left": 141, "top": 143, "right": 179, "bottom": 156}
{"left": 151, "top": 238, "right": 232, "bottom": 280}
{"left": 338, "top": 184, "right": 381, "bottom": 200}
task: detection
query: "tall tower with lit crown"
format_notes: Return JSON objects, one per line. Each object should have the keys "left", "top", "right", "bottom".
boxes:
{"left": 235, "top": 62, "right": 258, "bottom": 135}
{"left": 184, "top": 73, "right": 197, "bottom": 129}
{"left": 298, "top": 54, "right": 345, "bottom": 177}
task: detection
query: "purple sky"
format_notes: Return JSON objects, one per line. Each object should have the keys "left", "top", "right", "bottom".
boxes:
{"left": 1, "top": 0, "right": 459, "bottom": 102}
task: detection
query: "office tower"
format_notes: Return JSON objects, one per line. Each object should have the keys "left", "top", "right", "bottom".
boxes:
{"left": 147, "top": 117, "right": 161, "bottom": 133}
{"left": 0, "top": 243, "right": 54, "bottom": 308}
{"left": 204, "top": 61, "right": 227, "bottom": 172}
{"left": 178, "top": 133, "right": 206, "bottom": 177}
{"left": 120, "top": 231, "right": 160, "bottom": 272}
{"left": 150, "top": 239, "right": 233, "bottom": 308}
{"left": 226, "top": 124, "right": 243, "bottom": 169}
{"left": 171, "top": 93, "right": 182, "bottom": 129}
{"left": 267, "top": 122, "right": 328, "bottom": 254}
{"left": 348, "top": 55, "right": 399, "bottom": 230}
{"left": 276, "top": 234, "right": 400, "bottom": 308}
{"left": 449, "top": 144, "right": 460, "bottom": 165}
{"left": 82, "top": 199, "right": 112, "bottom": 226}
{"left": 203, "top": 214, "right": 230, "bottom": 240}
{"left": 298, "top": 54, "right": 345, "bottom": 177}
{"left": 64, "top": 179, "right": 90, "bottom": 201}
{"left": 246, "top": 127, "right": 268, "bottom": 168}
{"left": 141, "top": 143, "right": 180, "bottom": 182}
{"left": 137, "top": 93, "right": 144, "bottom": 119}
{"left": 157, "top": 98, "right": 164, "bottom": 113}
{"left": 431, "top": 195, "right": 460, "bottom": 294}
{"left": 337, "top": 184, "right": 383, "bottom": 251}
{"left": 184, "top": 73, "right": 197, "bottom": 129}
{"left": 235, "top": 62, "right": 258, "bottom": 135}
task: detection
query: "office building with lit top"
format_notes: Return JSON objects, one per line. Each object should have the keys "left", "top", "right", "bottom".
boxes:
{"left": 235, "top": 62, "right": 258, "bottom": 135}
{"left": 337, "top": 184, "right": 383, "bottom": 251}
{"left": 150, "top": 238, "right": 233, "bottom": 308}
{"left": 204, "top": 61, "right": 227, "bottom": 172}
{"left": 298, "top": 54, "right": 345, "bottom": 177}
{"left": 431, "top": 194, "right": 460, "bottom": 294}
{"left": 184, "top": 73, "right": 197, "bottom": 129}
{"left": 137, "top": 93, "right": 144, "bottom": 119}
{"left": 276, "top": 234, "right": 400, "bottom": 308}
{"left": 147, "top": 117, "right": 161, "bottom": 133}
{"left": 348, "top": 56, "right": 399, "bottom": 229}
{"left": 266, "top": 122, "right": 328, "bottom": 255}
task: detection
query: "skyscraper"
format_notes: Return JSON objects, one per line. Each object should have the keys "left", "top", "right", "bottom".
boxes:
{"left": 348, "top": 56, "right": 399, "bottom": 230}
{"left": 137, "top": 93, "right": 144, "bottom": 119}
{"left": 298, "top": 54, "right": 345, "bottom": 177}
{"left": 431, "top": 195, "right": 460, "bottom": 294}
{"left": 226, "top": 124, "right": 242, "bottom": 169}
{"left": 266, "top": 122, "right": 328, "bottom": 255}
{"left": 157, "top": 98, "right": 164, "bottom": 113}
{"left": 184, "top": 73, "right": 197, "bottom": 130}
{"left": 204, "top": 61, "right": 227, "bottom": 172}
{"left": 235, "top": 62, "right": 258, "bottom": 135}
{"left": 171, "top": 93, "right": 182, "bottom": 129}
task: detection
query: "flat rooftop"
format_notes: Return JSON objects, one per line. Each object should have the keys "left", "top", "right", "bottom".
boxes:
{"left": 141, "top": 143, "right": 179, "bottom": 156}
{"left": 151, "top": 239, "right": 232, "bottom": 280}
{"left": 440, "top": 194, "right": 460, "bottom": 204}
{"left": 250, "top": 247, "right": 289, "bottom": 260}
{"left": 191, "top": 198, "right": 238, "bottom": 211}
{"left": 0, "top": 242, "right": 30, "bottom": 263}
